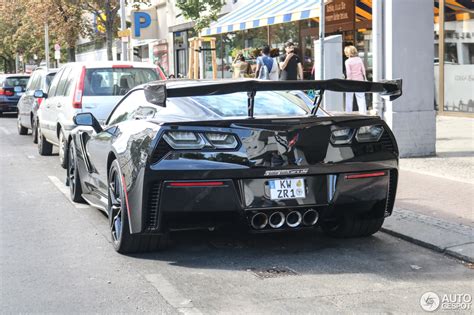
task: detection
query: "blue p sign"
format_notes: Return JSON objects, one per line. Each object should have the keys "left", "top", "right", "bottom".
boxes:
{"left": 133, "top": 12, "right": 151, "bottom": 37}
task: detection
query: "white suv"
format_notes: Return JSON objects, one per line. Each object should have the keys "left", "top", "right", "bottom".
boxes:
{"left": 35, "top": 61, "right": 166, "bottom": 168}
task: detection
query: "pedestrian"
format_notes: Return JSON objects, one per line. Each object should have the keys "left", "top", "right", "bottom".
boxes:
{"left": 255, "top": 45, "right": 279, "bottom": 80}
{"left": 344, "top": 45, "right": 367, "bottom": 114}
{"left": 232, "top": 54, "right": 251, "bottom": 79}
{"left": 279, "top": 41, "right": 303, "bottom": 80}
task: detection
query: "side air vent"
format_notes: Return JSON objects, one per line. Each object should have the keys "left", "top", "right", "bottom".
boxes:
{"left": 384, "top": 170, "right": 398, "bottom": 217}
{"left": 150, "top": 139, "right": 172, "bottom": 164}
{"left": 146, "top": 182, "right": 162, "bottom": 230}
{"left": 379, "top": 132, "right": 395, "bottom": 152}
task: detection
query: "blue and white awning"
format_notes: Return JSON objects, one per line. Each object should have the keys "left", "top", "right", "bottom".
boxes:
{"left": 201, "top": 0, "right": 321, "bottom": 36}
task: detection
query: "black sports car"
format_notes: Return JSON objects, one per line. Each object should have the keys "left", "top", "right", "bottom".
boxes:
{"left": 68, "top": 79, "right": 402, "bottom": 253}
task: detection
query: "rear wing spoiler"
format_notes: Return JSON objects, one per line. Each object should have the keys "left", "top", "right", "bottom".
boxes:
{"left": 144, "top": 78, "right": 402, "bottom": 117}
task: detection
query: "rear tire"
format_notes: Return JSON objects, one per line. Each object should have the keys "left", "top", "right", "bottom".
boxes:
{"left": 108, "top": 160, "right": 167, "bottom": 254}
{"left": 321, "top": 215, "right": 384, "bottom": 238}
{"left": 59, "top": 130, "right": 68, "bottom": 169}
{"left": 37, "top": 124, "right": 53, "bottom": 156}
{"left": 17, "top": 116, "right": 28, "bottom": 135}
{"left": 68, "top": 143, "right": 85, "bottom": 203}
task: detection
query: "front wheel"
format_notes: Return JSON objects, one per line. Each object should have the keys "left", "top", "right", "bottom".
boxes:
{"left": 108, "top": 160, "right": 166, "bottom": 254}
{"left": 68, "top": 143, "right": 85, "bottom": 203}
{"left": 17, "top": 116, "right": 28, "bottom": 135}
{"left": 321, "top": 215, "right": 384, "bottom": 238}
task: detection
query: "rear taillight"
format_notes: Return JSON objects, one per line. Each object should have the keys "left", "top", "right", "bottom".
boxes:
{"left": 72, "top": 66, "right": 86, "bottom": 109}
{"left": 0, "top": 88, "right": 14, "bottom": 96}
{"left": 112, "top": 64, "right": 133, "bottom": 68}
{"left": 37, "top": 98, "right": 44, "bottom": 107}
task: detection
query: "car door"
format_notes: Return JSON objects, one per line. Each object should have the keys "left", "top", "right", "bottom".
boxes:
{"left": 18, "top": 71, "right": 39, "bottom": 128}
{"left": 84, "top": 90, "right": 150, "bottom": 196}
{"left": 40, "top": 68, "right": 64, "bottom": 142}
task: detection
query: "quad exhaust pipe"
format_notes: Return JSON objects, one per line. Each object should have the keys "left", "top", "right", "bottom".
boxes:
{"left": 302, "top": 209, "right": 319, "bottom": 226}
{"left": 286, "top": 211, "right": 302, "bottom": 228}
{"left": 250, "top": 212, "right": 268, "bottom": 230}
{"left": 250, "top": 209, "right": 319, "bottom": 230}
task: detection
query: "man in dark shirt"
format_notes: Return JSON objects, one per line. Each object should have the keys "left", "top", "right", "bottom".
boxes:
{"left": 279, "top": 41, "right": 303, "bottom": 80}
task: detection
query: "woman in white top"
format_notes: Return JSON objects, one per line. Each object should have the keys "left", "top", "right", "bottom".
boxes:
{"left": 344, "top": 45, "right": 367, "bottom": 114}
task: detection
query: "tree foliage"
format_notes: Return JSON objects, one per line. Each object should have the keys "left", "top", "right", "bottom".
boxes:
{"left": 176, "top": 0, "right": 226, "bottom": 34}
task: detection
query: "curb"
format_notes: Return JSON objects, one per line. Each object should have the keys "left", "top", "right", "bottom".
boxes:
{"left": 381, "top": 208, "right": 474, "bottom": 263}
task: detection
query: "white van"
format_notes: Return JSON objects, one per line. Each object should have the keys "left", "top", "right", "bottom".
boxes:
{"left": 35, "top": 61, "right": 166, "bottom": 168}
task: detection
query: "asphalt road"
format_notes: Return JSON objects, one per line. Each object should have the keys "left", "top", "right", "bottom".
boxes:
{"left": 1, "top": 115, "right": 472, "bottom": 314}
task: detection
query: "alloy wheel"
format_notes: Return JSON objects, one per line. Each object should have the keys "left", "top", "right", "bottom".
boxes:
{"left": 109, "top": 168, "right": 123, "bottom": 244}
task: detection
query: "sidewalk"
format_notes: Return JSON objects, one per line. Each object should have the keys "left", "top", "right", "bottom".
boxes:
{"left": 382, "top": 115, "right": 474, "bottom": 263}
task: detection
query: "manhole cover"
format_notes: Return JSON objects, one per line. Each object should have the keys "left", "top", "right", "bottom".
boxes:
{"left": 248, "top": 266, "right": 298, "bottom": 279}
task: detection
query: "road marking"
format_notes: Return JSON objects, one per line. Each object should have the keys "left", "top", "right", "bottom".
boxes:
{"left": 48, "top": 175, "right": 89, "bottom": 209}
{"left": 145, "top": 273, "right": 203, "bottom": 315}
{"left": 0, "top": 127, "right": 11, "bottom": 135}
{"left": 27, "top": 155, "right": 36, "bottom": 159}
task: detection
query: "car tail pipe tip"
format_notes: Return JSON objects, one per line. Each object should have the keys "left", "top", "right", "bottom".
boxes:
{"left": 250, "top": 212, "right": 268, "bottom": 230}
{"left": 268, "top": 211, "right": 285, "bottom": 229}
{"left": 302, "top": 209, "right": 319, "bottom": 226}
{"left": 286, "top": 211, "right": 302, "bottom": 228}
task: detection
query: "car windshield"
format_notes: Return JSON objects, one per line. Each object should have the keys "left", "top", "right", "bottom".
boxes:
{"left": 4, "top": 77, "right": 29, "bottom": 87}
{"left": 83, "top": 68, "right": 159, "bottom": 96}
{"left": 189, "top": 91, "right": 310, "bottom": 117}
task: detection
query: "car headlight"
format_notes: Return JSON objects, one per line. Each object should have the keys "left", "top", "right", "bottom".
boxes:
{"left": 330, "top": 128, "right": 354, "bottom": 145}
{"left": 163, "top": 131, "right": 205, "bottom": 149}
{"left": 356, "top": 125, "right": 384, "bottom": 143}
{"left": 205, "top": 132, "right": 238, "bottom": 149}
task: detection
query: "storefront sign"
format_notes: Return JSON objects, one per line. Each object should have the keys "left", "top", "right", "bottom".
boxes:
{"left": 131, "top": 9, "right": 158, "bottom": 39}
{"left": 325, "top": 0, "right": 355, "bottom": 33}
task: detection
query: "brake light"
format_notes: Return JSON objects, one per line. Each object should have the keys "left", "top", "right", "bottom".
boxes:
{"left": 345, "top": 172, "right": 386, "bottom": 179}
{"left": 169, "top": 181, "right": 224, "bottom": 187}
{"left": 37, "top": 98, "right": 44, "bottom": 107}
{"left": 112, "top": 64, "right": 133, "bottom": 68}
{"left": 0, "top": 88, "right": 14, "bottom": 96}
{"left": 73, "top": 66, "right": 86, "bottom": 109}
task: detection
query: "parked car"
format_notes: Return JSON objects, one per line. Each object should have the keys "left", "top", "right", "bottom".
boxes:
{"left": 17, "top": 67, "right": 58, "bottom": 141}
{"left": 0, "top": 74, "right": 30, "bottom": 116}
{"left": 68, "top": 78, "right": 402, "bottom": 253}
{"left": 35, "top": 61, "right": 166, "bottom": 168}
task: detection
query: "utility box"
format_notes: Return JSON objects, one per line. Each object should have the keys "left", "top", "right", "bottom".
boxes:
{"left": 314, "top": 35, "right": 344, "bottom": 111}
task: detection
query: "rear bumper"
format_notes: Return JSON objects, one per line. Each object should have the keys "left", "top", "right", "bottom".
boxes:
{"left": 138, "top": 161, "right": 398, "bottom": 234}
{"left": 0, "top": 101, "right": 19, "bottom": 112}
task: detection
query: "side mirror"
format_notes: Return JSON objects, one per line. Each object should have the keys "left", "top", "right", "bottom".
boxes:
{"left": 73, "top": 113, "right": 103, "bottom": 133}
{"left": 34, "top": 90, "right": 47, "bottom": 99}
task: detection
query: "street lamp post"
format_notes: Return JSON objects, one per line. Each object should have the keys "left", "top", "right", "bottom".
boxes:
{"left": 120, "top": 0, "right": 128, "bottom": 61}
{"left": 319, "top": 0, "right": 325, "bottom": 81}
{"left": 44, "top": 23, "right": 49, "bottom": 70}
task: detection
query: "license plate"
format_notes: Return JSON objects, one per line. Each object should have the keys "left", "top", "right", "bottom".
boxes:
{"left": 269, "top": 178, "right": 306, "bottom": 200}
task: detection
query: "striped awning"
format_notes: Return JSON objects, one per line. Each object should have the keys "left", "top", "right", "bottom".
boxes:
{"left": 201, "top": 0, "right": 321, "bottom": 36}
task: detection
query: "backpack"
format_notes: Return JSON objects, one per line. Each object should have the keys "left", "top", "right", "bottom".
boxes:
{"left": 258, "top": 56, "right": 272, "bottom": 80}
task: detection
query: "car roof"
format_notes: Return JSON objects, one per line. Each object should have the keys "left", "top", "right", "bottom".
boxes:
{"left": 62, "top": 61, "right": 158, "bottom": 69}
{"left": 0, "top": 73, "right": 30, "bottom": 78}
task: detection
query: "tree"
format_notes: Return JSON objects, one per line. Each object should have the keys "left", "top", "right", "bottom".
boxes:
{"left": 78, "top": 0, "right": 149, "bottom": 61}
{"left": 176, "top": 0, "right": 226, "bottom": 34}
{"left": 23, "top": 0, "right": 91, "bottom": 62}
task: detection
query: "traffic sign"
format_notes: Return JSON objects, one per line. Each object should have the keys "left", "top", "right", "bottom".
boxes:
{"left": 117, "top": 29, "right": 131, "bottom": 37}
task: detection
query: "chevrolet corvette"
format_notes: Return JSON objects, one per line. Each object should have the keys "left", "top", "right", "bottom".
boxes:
{"left": 68, "top": 79, "right": 402, "bottom": 253}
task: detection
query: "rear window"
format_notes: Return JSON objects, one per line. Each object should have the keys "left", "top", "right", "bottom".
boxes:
{"left": 83, "top": 68, "right": 158, "bottom": 96}
{"left": 188, "top": 91, "right": 309, "bottom": 117}
{"left": 4, "top": 77, "right": 29, "bottom": 88}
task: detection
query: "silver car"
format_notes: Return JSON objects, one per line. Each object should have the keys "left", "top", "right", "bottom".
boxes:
{"left": 35, "top": 61, "right": 166, "bottom": 168}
